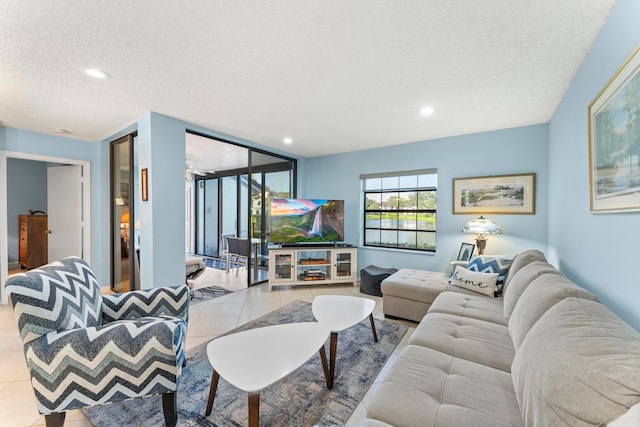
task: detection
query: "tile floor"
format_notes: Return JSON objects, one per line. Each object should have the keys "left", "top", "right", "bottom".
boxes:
{"left": 0, "top": 267, "right": 415, "bottom": 427}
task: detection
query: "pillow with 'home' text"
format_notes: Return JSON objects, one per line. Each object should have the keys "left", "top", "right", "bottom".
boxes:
{"left": 467, "top": 255, "right": 514, "bottom": 295}
{"left": 449, "top": 266, "right": 498, "bottom": 297}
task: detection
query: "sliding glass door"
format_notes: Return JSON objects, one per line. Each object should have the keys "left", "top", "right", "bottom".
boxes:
{"left": 189, "top": 131, "right": 296, "bottom": 286}
{"left": 110, "top": 134, "right": 139, "bottom": 292}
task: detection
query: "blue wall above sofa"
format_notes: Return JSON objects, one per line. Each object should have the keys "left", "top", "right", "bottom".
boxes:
{"left": 303, "top": 124, "right": 549, "bottom": 274}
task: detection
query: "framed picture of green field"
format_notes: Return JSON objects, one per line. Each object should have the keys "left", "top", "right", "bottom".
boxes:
{"left": 588, "top": 43, "right": 640, "bottom": 213}
{"left": 452, "top": 173, "right": 536, "bottom": 215}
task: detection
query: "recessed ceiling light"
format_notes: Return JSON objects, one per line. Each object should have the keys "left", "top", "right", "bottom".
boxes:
{"left": 283, "top": 137, "right": 293, "bottom": 144}
{"left": 52, "top": 128, "right": 70, "bottom": 134}
{"left": 85, "top": 68, "right": 110, "bottom": 79}
{"left": 420, "top": 106, "right": 435, "bottom": 116}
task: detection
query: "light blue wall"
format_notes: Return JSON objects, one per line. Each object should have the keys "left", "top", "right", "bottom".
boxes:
{"left": 304, "top": 124, "right": 549, "bottom": 273}
{"left": 6, "top": 159, "right": 48, "bottom": 263}
{"left": 137, "top": 113, "right": 186, "bottom": 289}
{"left": 548, "top": 0, "right": 640, "bottom": 331}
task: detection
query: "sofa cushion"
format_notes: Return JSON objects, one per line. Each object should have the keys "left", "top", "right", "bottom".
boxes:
{"left": 427, "top": 292, "right": 505, "bottom": 325}
{"left": 408, "top": 312, "right": 514, "bottom": 372}
{"left": 508, "top": 274, "right": 598, "bottom": 349}
{"left": 449, "top": 266, "right": 498, "bottom": 296}
{"left": 512, "top": 297, "right": 640, "bottom": 427}
{"left": 381, "top": 269, "right": 450, "bottom": 303}
{"left": 466, "top": 255, "right": 514, "bottom": 294}
{"left": 503, "top": 249, "right": 547, "bottom": 293}
{"left": 366, "top": 345, "right": 524, "bottom": 427}
{"left": 502, "top": 261, "right": 562, "bottom": 323}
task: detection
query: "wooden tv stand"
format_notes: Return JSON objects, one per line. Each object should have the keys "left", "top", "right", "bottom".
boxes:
{"left": 268, "top": 246, "right": 357, "bottom": 291}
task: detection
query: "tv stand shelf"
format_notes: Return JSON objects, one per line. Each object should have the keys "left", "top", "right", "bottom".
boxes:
{"left": 268, "top": 246, "right": 357, "bottom": 291}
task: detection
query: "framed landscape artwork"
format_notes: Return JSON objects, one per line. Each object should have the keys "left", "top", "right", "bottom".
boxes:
{"left": 588, "top": 43, "right": 640, "bottom": 213}
{"left": 452, "top": 173, "right": 536, "bottom": 214}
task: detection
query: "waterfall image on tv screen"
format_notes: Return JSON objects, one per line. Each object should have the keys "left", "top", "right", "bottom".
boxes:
{"left": 270, "top": 199, "right": 344, "bottom": 244}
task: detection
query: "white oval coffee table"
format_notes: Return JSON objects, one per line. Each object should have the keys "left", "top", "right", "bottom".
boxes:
{"left": 205, "top": 322, "right": 330, "bottom": 427}
{"left": 312, "top": 295, "right": 378, "bottom": 389}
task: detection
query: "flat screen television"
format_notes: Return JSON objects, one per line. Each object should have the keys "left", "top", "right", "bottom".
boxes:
{"left": 270, "top": 198, "right": 344, "bottom": 245}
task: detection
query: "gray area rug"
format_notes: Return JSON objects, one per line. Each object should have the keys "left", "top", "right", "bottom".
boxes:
{"left": 190, "top": 284, "right": 234, "bottom": 304}
{"left": 83, "top": 300, "right": 407, "bottom": 426}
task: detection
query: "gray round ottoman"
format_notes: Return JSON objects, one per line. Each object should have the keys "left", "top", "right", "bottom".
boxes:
{"left": 360, "top": 265, "right": 398, "bottom": 297}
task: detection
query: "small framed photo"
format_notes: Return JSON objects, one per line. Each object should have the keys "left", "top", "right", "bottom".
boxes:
{"left": 457, "top": 242, "right": 475, "bottom": 261}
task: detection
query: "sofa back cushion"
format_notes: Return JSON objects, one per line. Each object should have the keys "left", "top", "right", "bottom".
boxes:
{"left": 512, "top": 298, "right": 640, "bottom": 427}
{"left": 503, "top": 261, "right": 562, "bottom": 323}
{"left": 508, "top": 274, "right": 598, "bottom": 349}
{"left": 6, "top": 257, "right": 102, "bottom": 344}
{"left": 502, "top": 249, "right": 547, "bottom": 293}
{"left": 465, "top": 255, "right": 514, "bottom": 295}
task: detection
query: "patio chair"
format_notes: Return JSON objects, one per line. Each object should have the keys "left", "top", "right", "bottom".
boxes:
{"left": 227, "top": 237, "right": 249, "bottom": 276}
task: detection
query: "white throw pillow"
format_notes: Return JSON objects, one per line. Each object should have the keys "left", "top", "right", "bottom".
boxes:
{"left": 449, "top": 266, "right": 498, "bottom": 297}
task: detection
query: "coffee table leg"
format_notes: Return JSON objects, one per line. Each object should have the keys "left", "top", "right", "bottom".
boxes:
{"left": 369, "top": 313, "right": 379, "bottom": 343}
{"left": 248, "top": 392, "right": 260, "bottom": 427}
{"left": 318, "top": 345, "right": 332, "bottom": 389}
{"left": 205, "top": 369, "right": 220, "bottom": 416}
{"left": 329, "top": 332, "right": 338, "bottom": 386}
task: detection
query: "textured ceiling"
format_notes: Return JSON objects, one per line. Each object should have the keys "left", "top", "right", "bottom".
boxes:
{"left": 0, "top": 1, "right": 616, "bottom": 158}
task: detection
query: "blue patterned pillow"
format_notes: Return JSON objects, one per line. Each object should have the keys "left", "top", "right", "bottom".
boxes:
{"left": 466, "top": 255, "right": 515, "bottom": 294}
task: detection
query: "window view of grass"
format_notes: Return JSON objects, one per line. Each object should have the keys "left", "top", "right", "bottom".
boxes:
{"left": 363, "top": 181, "right": 437, "bottom": 251}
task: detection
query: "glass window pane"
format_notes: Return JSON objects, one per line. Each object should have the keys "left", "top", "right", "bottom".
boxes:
{"left": 398, "top": 191, "right": 415, "bottom": 210}
{"left": 381, "top": 230, "right": 397, "bottom": 246}
{"left": 399, "top": 231, "right": 416, "bottom": 249}
{"left": 381, "top": 176, "right": 398, "bottom": 190}
{"left": 418, "top": 173, "right": 437, "bottom": 188}
{"left": 399, "top": 175, "right": 417, "bottom": 189}
{"left": 418, "top": 190, "right": 437, "bottom": 209}
{"left": 204, "top": 179, "right": 219, "bottom": 256}
{"left": 365, "top": 192, "right": 382, "bottom": 209}
{"left": 365, "top": 229, "right": 381, "bottom": 246}
{"left": 398, "top": 212, "right": 417, "bottom": 230}
{"left": 381, "top": 192, "right": 399, "bottom": 210}
{"left": 380, "top": 212, "right": 398, "bottom": 229}
{"left": 417, "top": 213, "right": 436, "bottom": 230}
{"left": 365, "top": 177, "right": 382, "bottom": 190}
{"left": 417, "top": 231, "right": 436, "bottom": 250}
{"left": 365, "top": 212, "right": 381, "bottom": 228}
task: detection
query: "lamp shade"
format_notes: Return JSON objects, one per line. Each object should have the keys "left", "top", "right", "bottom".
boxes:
{"left": 463, "top": 216, "right": 502, "bottom": 235}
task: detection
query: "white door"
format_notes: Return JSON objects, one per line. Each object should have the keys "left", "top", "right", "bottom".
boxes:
{"left": 47, "top": 165, "right": 83, "bottom": 261}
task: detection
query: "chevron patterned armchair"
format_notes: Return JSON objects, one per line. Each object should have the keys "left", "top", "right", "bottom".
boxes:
{"left": 6, "top": 257, "right": 190, "bottom": 427}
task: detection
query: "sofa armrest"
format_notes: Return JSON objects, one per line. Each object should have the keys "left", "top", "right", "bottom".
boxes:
{"left": 24, "top": 318, "right": 184, "bottom": 413}
{"left": 449, "top": 261, "right": 469, "bottom": 276}
{"left": 102, "top": 285, "right": 190, "bottom": 323}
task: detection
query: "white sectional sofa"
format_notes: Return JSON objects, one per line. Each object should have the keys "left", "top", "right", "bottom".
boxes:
{"left": 361, "top": 250, "right": 640, "bottom": 426}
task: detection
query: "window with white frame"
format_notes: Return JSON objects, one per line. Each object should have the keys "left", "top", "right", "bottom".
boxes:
{"left": 361, "top": 169, "right": 437, "bottom": 252}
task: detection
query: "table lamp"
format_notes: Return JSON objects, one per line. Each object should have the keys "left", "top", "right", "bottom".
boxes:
{"left": 463, "top": 216, "right": 502, "bottom": 255}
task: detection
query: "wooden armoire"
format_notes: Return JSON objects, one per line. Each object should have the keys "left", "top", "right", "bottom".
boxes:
{"left": 19, "top": 214, "right": 48, "bottom": 269}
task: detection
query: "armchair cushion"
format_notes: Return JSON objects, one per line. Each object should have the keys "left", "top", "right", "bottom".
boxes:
{"left": 7, "top": 257, "right": 102, "bottom": 345}
{"left": 102, "top": 285, "right": 190, "bottom": 323}
{"left": 25, "top": 316, "right": 185, "bottom": 414}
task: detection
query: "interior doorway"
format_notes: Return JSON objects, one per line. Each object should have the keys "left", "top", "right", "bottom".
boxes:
{"left": 0, "top": 151, "right": 91, "bottom": 305}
